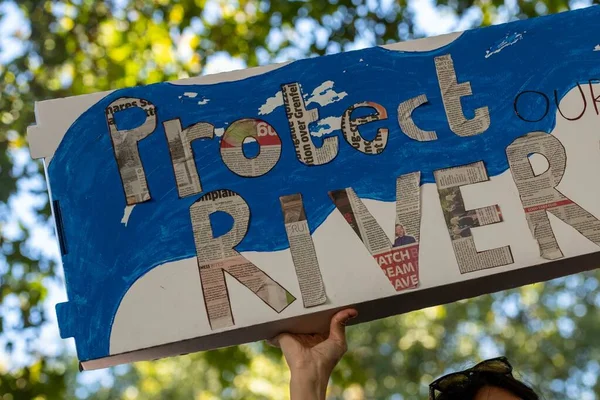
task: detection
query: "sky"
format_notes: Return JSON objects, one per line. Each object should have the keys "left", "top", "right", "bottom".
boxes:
{"left": 0, "top": 0, "right": 596, "bottom": 391}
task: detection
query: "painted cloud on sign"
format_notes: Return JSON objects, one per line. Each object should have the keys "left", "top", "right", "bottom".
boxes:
{"left": 258, "top": 91, "right": 284, "bottom": 115}
{"left": 258, "top": 81, "right": 348, "bottom": 115}
{"left": 306, "top": 81, "right": 348, "bottom": 107}
{"left": 485, "top": 32, "right": 524, "bottom": 59}
{"left": 178, "top": 92, "right": 210, "bottom": 106}
{"left": 594, "top": 44, "right": 600, "bottom": 51}
{"left": 312, "top": 116, "right": 341, "bottom": 137}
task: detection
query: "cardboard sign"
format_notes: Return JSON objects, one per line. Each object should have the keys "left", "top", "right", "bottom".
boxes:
{"left": 28, "top": 7, "right": 600, "bottom": 370}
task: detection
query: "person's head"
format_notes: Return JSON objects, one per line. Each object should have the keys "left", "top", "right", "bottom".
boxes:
{"left": 429, "top": 357, "right": 538, "bottom": 400}
{"left": 473, "top": 385, "right": 525, "bottom": 400}
{"left": 395, "top": 224, "right": 405, "bottom": 237}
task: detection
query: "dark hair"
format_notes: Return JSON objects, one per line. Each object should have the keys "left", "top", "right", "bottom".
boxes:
{"left": 436, "top": 372, "right": 539, "bottom": 400}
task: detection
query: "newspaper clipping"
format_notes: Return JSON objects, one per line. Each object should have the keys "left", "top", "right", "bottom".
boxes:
{"left": 281, "top": 82, "right": 339, "bottom": 166}
{"left": 341, "top": 101, "right": 388, "bottom": 154}
{"left": 105, "top": 97, "right": 157, "bottom": 205}
{"left": 506, "top": 132, "right": 600, "bottom": 260}
{"left": 220, "top": 119, "right": 282, "bottom": 177}
{"left": 164, "top": 119, "right": 213, "bottom": 198}
{"left": 397, "top": 94, "right": 438, "bottom": 141}
{"left": 435, "top": 162, "right": 513, "bottom": 274}
{"left": 191, "top": 190, "right": 295, "bottom": 329}
{"left": 280, "top": 194, "right": 327, "bottom": 307}
{"left": 434, "top": 54, "right": 490, "bottom": 137}
{"left": 329, "top": 172, "right": 421, "bottom": 291}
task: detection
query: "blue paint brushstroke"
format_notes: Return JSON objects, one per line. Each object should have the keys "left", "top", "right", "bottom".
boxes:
{"left": 48, "top": 7, "right": 600, "bottom": 360}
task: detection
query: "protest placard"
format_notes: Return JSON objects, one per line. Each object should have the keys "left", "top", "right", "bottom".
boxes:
{"left": 27, "top": 7, "right": 600, "bottom": 369}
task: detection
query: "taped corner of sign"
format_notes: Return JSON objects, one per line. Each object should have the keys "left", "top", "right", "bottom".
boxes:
{"left": 26, "top": 125, "right": 42, "bottom": 160}
{"left": 27, "top": 109, "right": 53, "bottom": 161}
{"left": 28, "top": 90, "right": 114, "bottom": 162}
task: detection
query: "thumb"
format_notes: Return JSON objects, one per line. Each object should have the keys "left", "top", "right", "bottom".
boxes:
{"left": 328, "top": 308, "right": 358, "bottom": 345}
{"left": 272, "top": 333, "right": 301, "bottom": 354}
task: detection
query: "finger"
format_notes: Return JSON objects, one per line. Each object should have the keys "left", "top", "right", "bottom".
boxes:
{"left": 275, "top": 333, "right": 300, "bottom": 352}
{"left": 328, "top": 308, "right": 358, "bottom": 344}
{"left": 265, "top": 337, "right": 280, "bottom": 348}
{"left": 266, "top": 333, "right": 295, "bottom": 349}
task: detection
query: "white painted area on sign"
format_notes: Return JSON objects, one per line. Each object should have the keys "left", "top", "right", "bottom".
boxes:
{"left": 313, "top": 116, "right": 341, "bottom": 137}
{"left": 306, "top": 81, "right": 348, "bottom": 107}
{"left": 258, "top": 91, "right": 283, "bottom": 115}
{"left": 485, "top": 32, "right": 525, "bottom": 59}
{"left": 382, "top": 32, "right": 463, "bottom": 52}
{"left": 120, "top": 205, "right": 136, "bottom": 227}
{"left": 215, "top": 128, "right": 225, "bottom": 137}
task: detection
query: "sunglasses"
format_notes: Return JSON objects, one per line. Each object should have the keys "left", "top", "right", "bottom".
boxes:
{"left": 429, "top": 357, "right": 513, "bottom": 400}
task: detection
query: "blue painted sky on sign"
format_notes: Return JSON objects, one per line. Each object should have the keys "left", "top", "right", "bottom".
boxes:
{"left": 48, "top": 7, "right": 600, "bottom": 360}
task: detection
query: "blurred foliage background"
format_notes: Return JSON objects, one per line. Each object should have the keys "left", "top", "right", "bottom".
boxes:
{"left": 1, "top": 0, "right": 600, "bottom": 399}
